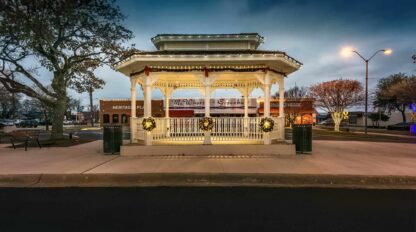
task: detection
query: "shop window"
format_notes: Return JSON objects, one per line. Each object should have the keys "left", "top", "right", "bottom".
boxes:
{"left": 349, "top": 116, "right": 357, "bottom": 125}
{"left": 121, "top": 114, "right": 128, "bottom": 124}
{"left": 112, "top": 114, "right": 119, "bottom": 123}
{"left": 103, "top": 114, "right": 110, "bottom": 124}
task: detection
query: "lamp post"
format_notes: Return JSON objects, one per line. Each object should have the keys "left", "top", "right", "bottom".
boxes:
{"left": 341, "top": 47, "right": 392, "bottom": 134}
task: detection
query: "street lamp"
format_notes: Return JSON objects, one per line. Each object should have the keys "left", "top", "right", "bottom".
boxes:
{"left": 341, "top": 47, "right": 392, "bottom": 134}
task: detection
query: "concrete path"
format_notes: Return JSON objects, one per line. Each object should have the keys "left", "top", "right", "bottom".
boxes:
{"left": 1, "top": 140, "right": 416, "bottom": 188}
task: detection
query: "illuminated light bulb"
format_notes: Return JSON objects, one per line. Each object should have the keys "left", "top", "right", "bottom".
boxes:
{"left": 340, "top": 46, "right": 354, "bottom": 57}
{"left": 384, "top": 49, "right": 393, "bottom": 55}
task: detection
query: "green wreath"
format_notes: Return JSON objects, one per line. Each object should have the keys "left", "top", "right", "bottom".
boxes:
{"left": 259, "top": 117, "right": 274, "bottom": 133}
{"left": 199, "top": 117, "right": 214, "bottom": 131}
{"left": 142, "top": 117, "right": 156, "bottom": 131}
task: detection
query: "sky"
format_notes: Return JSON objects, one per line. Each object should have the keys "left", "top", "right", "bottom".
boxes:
{"left": 77, "top": 0, "right": 416, "bottom": 110}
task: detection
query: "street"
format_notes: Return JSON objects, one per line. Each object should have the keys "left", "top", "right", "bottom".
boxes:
{"left": 0, "top": 187, "right": 414, "bottom": 232}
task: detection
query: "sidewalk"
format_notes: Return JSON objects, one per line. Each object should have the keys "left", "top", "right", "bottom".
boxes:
{"left": 1, "top": 140, "right": 416, "bottom": 189}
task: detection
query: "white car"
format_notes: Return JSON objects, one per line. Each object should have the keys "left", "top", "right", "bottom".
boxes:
{"left": 4, "top": 119, "right": 15, "bottom": 126}
{"left": 63, "top": 120, "right": 73, "bottom": 125}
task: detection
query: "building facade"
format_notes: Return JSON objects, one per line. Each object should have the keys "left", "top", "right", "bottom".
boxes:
{"left": 99, "top": 99, "right": 164, "bottom": 126}
{"left": 100, "top": 98, "right": 315, "bottom": 126}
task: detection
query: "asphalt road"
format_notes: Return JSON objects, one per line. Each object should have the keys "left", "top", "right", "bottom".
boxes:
{"left": 0, "top": 187, "right": 414, "bottom": 232}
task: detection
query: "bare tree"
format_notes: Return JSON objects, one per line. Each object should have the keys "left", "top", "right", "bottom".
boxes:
{"left": 273, "top": 86, "right": 309, "bottom": 127}
{"left": 310, "top": 79, "right": 363, "bottom": 132}
{"left": 72, "top": 71, "right": 104, "bottom": 127}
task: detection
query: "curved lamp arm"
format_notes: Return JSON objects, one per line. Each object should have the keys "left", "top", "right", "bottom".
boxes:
{"left": 353, "top": 49, "right": 386, "bottom": 62}
{"left": 368, "top": 50, "right": 386, "bottom": 61}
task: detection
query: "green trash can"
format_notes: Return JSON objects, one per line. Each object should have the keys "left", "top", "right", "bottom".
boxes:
{"left": 103, "top": 125, "right": 123, "bottom": 154}
{"left": 292, "top": 124, "right": 312, "bottom": 154}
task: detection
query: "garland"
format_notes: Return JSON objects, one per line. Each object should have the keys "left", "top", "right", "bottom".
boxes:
{"left": 142, "top": 117, "right": 156, "bottom": 131}
{"left": 259, "top": 117, "right": 274, "bottom": 133}
{"left": 199, "top": 117, "right": 214, "bottom": 131}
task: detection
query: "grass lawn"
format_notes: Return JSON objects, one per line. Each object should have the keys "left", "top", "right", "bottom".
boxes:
{"left": 310, "top": 128, "right": 416, "bottom": 143}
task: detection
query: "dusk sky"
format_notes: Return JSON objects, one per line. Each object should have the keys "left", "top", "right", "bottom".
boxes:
{"left": 82, "top": 0, "right": 416, "bottom": 110}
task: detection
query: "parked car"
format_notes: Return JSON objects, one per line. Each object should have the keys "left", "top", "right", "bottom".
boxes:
{"left": 3, "top": 119, "right": 15, "bottom": 126}
{"left": 387, "top": 122, "right": 411, "bottom": 131}
{"left": 63, "top": 120, "right": 74, "bottom": 125}
{"left": 318, "top": 119, "right": 348, "bottom": 126}
{"left": 16, "top": 119, "right": 38, "bottom": 128}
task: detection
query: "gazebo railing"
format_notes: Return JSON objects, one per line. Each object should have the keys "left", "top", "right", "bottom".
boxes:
{"left": 131, "top": 117, "right": 284, "bottom": 142}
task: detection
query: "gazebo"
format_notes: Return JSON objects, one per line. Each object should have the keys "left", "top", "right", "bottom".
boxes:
{"left": 115, "top": 33, "right": 301, "bottom": 155}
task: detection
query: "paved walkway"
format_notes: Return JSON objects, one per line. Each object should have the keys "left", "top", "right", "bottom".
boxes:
{"left": 1, "top": 140, "right": 416, "bottom": 188}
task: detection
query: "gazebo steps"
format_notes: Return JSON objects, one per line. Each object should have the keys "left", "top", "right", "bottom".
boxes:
{"left": 120, "top": 143, "right": 295, "bottom": 156}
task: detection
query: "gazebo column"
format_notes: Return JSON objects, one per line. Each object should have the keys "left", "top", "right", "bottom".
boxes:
{"left": 203, "top": 83, "right": 212, "bottom": 145}
{"left": 143, "top": 75, "right": 153, "bottom": 146}
{"left": 130, "top": 78, "right": 137, "bottom": 143}
{"left": 162, "top": 87, "right": 173, "bottom": 137}
{"left": 242, "top": 84, "right": 250, "bottom": 136}
{"left": 263, "top": 72, "right": 271, "bottom": 145}
{"left": 277, "top": 76, "right": 285, "bottom": 140}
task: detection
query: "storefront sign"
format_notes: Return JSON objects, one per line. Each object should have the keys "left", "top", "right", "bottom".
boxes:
{"left": 170, "top": 98, "right": 257, "bottom": 108}
{"left": 112, "top": 105, "right": 144, "bottom": 110}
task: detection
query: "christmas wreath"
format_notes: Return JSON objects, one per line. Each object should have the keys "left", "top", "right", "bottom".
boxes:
{"left": 259, "top": 117, "right": 274, "bottom": 133}
{"left": 199, "top": 117, "right": 214, "bottom": 131}
{"left": 142, "top": 117, "right": 156, "bottom": 131}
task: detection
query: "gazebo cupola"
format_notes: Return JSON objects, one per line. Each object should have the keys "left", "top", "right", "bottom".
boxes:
{"left": 115, "top": 33, "right": 301, "bottom": 146}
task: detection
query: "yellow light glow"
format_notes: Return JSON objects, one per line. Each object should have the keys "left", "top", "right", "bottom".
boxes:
{"left": 384, "top": 49, "right": 393, "bottom": 55}
{"left": 340, "top": 46, "right": 354, "bottom": 57}
{"left": 145, "top": 121, "right": 152, "bottom": 128}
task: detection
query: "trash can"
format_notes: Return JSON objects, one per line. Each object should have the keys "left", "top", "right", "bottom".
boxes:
{"left": 292, "top": 124, "right": 312, "bottom": 154}
{"left": 103, "top": 125, "right": 123, "bottom": 154}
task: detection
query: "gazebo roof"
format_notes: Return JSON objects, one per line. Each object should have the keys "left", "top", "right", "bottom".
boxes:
{"left": 115, "top": 33, "right": 302, "bottom": 78}
{"left": 151, "top": 33, "right": 265, "bottom": 50}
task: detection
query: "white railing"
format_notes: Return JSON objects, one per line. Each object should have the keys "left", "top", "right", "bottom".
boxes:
{"left": 211, "top": 117, "right": 263, "bottom": 141}
{"left": 270, "top": 117, "right": 284, "bottom": 140}
{"left": 130, "top": 117, "right": 145, "bottom": 141}
{"left": 131, "top": 117, "right": 284, "bottom": 143}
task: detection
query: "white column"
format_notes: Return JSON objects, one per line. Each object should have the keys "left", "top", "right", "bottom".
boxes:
{"left": 243, "top": 85, "right": 249, "bottom": 137}
{"left": 144, "top": 76, "right": 152, "bottom": 145}
{"left": 131, "top": 83, "right": 137, "bottom": 118}
{"left": 164, "top": 87, "right": 171, "bottom": 137}
{"left": 264, "top": 73, "right": 271, "bottom": 144}
{"left": 204, "top": 82, "right": 212, "bottom": 145}
{"left": 130, "top": 79, "right": 137, "bottom": 143}
{"left": 165, "top": 94, "right": 170, "bottom": 118}
{"left": 244, "top": 92, "right": 249, "bottom": 118}
{"left": 278, "top": 77, "right": 285, "bottom": 140}
{"left": 279, "top": 83, "right": 284, "bottom": 118}
{"left": 204, "top": 84, "right": 210, "bottom": 117}
{"left": 264, "top": 78, "right": 271, "bottom": 117}
{"left": 144, "top": 84, "right": 152, "bottom": 117}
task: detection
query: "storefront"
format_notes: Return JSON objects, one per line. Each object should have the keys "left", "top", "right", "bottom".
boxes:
{"left": 169, "top": 98, "right": 257, "bottom": 117}
{"left": 100, "top": 98, "right": 314, "bottom": 127}
{"left": 99, "top": 99, "right": 164, "bottom": 126}
{"left": 258, "top": 98, "right": 316, "bottom": 126}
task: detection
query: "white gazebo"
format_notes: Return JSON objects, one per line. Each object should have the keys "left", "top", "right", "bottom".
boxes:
{"left": 115, "top": 33, "right": 301, "bottom": 155}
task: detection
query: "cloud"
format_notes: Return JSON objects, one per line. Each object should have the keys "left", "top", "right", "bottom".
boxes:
{"left": 74, "top": 0, "right": 416, "bottom": 107}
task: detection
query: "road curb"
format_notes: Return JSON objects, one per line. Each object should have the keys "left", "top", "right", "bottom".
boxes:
{"left": 1, "top": 173, "right": 416, "bottom": 189}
